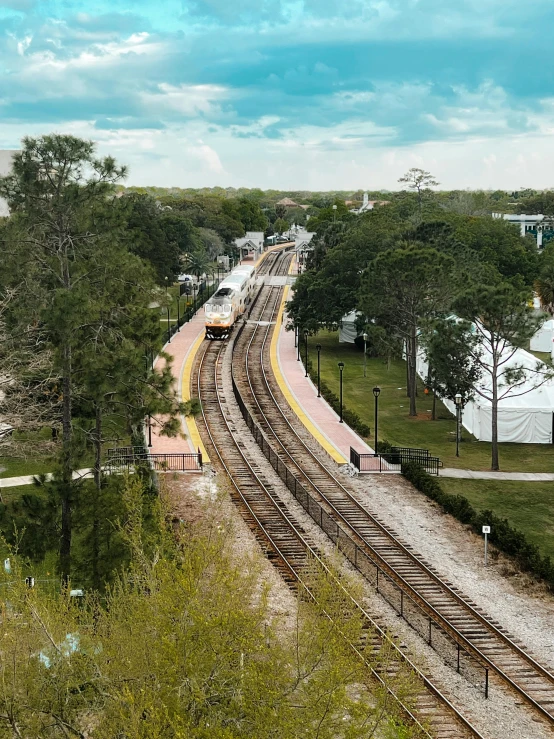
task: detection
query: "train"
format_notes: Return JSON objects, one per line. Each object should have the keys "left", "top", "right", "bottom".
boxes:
{"left": 204, "top": 264, "right": 258, "bottom": 340}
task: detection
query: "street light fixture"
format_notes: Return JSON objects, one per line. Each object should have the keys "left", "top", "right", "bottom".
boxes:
{"left": 164, "top": 276, "right": 171, "bottom": 344}
{"left": 177, "top": 292, "right": 183, "bottom": 331}
{"left": 304, "top": 329, "right": 309, "bottom": 377}
{"left": 316, "top": 343, "right": 322, "bottom": 397}
{"left": 455, "top": 393, "right": 462, "bottom": 457}
{"left": 338, "top": 362, "right": 345, "bottom": 423}
{"left": 363, "top": 332, "right": 368, "bottom": 378}
{"left": 373, "top": 386, "right": 381, "bottom": 451}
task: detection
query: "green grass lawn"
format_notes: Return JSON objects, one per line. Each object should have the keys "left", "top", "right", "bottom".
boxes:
{"left": 440, "top": 478, "right": 554, "bottom": 561}
{"left": 309, "top": 331, "right": 554, "bottom": 473}
{"left": 1, "top": 414, "right": 130, "bottom": 480}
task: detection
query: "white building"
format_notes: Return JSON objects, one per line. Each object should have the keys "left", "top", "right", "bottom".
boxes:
{"left": 0, "top": 150, "right": 17, "bottom": 216}
{"left": 491, "top": 212, "right": 554, "bottom": 248}
{"left": 350, "top": 192, "right": 390, "bottom": 215}
{"left": 234, "top": 231, "right": 265, "bottom": 260}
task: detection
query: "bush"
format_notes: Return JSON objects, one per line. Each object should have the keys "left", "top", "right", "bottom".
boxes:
{"left": 304, "top": 360, "right": 371, "bottom": 438}
{"left": 402, "top": 461, "right": 554, "bottom": 590}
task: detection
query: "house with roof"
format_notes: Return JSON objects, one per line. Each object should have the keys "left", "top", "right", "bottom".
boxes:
{"left": 276, "top": 197, "right": 309, "bottom": 210}
{"left": 294, "top": 230, "right": 316, "bottom": 271}
{"left": 234, "top": 231, "right": 265, "bottom": 260}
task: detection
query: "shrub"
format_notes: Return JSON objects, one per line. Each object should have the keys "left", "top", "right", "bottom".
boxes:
{"left": 402, "top": 462, "right": 554, "bottom": 590}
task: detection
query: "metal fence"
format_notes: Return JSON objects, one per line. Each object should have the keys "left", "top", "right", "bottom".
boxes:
{"left": 350, "top": 446, "right": 442, "bottom": 476}
{"left": 107, "top": 446, "right": 202, "bottom": 472}
{"left": 350, "top": 448, "right": 402, "bottom": 473}
{"left": 231, "top": 375, "right": 489, "bottom": 698}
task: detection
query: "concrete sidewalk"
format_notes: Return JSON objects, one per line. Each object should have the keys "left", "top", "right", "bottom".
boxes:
{"left": 0, "top": 468, "right": 94, "bottom": 489}
{"left": 440, "top": 468, "right": 554, "bottom": 481}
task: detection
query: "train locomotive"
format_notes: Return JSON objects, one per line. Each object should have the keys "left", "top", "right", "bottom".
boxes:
{"left": 204, "top": 265, "right": 257, "bottom": 340}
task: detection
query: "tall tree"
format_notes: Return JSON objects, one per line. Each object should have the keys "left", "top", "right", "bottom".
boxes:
{"left": 0, "top": 135, "right": 127, "bottom": 582}
{"left": 535, "top": 244, "right": 554, "bottom": 315}
{"left": 422, "top": 319, "right": 481, "bottom": 421}
{"left": 454, "top": 282, "right": 549, "bottom": 470}
{"left": 359, "top": 244, "right": 454, "bottom": 416}
{"left": 398, "top": 168, "right": 439, "bottom": 217}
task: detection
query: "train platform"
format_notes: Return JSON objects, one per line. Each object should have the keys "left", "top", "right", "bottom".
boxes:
{"left": 149, "top": 311, "right": 208, "bottom": 462}
{"left": 272, "top": 286, "right": 375, "bottom": 466}
{"left": 149, "top": 243, "right": 294, "bottom": 465}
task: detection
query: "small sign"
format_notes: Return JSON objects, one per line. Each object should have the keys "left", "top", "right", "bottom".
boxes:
{"left": 482, "top": 525, "right": 491, "bottom": 534}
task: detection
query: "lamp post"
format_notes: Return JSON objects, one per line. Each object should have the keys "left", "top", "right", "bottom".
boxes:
{"left": 304, "top": 329, "right": 309, "bottom": 377}
{"left": 338, "top": 362, "right": 344, "bottom": 423}
{"left": 297, "top": 327, "right": 301, "bottom": 361}
{"left": 332, "top": 204, "right": 337, "bottom": 222}
{"left": 294, "top": 325, "right": 298, "bottom": 348}
{"left": 363, "top": 332, "right": 368, "bottom": 378}
{"left": 373, "top": 386, "right": 381, "bottom": 450}
{"left": 192, "top": 283, "right": 198, "bottom": 314}
{"left": 316, "top": 344, "right": 321, "bottom": 397}
{"left": 177, "top": 293, "right": 182, "bottom": 331}
{"left": 455, "top": 393, "right": 462, "bottom": 457}
{"left": 148, "top": 415, "right": 153, "bottom": 448}
{"left": 164, "top": 276, "right": 171, "bottom": 344}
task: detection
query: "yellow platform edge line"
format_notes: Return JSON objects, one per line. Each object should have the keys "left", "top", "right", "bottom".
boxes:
{"left": 270, "top": 283, "right": 347, "bottom": 465}
{"left": 180, "top": 244, "right": 292, "bottom": 467}
{"left": 181, "top": 328, "right": 211, "bottom": 464}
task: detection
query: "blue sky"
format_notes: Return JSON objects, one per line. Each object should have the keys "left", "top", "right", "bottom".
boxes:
{"left": 1, "top": 0, "right": 554, "bottom": 189}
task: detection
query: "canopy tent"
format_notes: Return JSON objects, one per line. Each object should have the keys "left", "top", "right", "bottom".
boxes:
{"left": 339, "top": 311, "right": 362, "bottom": 344}
{"left": 417, "top": 335, "right": 554, "bottom": 444}
{"left": 530, "top": 318, "right": 554, "bottom": 357}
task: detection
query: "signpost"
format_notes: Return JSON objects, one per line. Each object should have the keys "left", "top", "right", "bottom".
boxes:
{"left": 482, "top": 525, "right": 491, "bottom": 566}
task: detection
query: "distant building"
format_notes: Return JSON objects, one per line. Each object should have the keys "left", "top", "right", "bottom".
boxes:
{"left": 276, "top": 197, "right": 309, "bottom": 210}
{"left": 294, "top": 230, "right": 316, "bottom": 271}
{"left": 0, "top": 150, "right": 17, "bottom": 216}
{"left": 276, "top": 197, "right": 299, "bottom": 208}
{"left": 234, "top": 231, "right": 265, "bottom": 260}
{"left": 349, "top": 192, "right": 390, "bottom": 214}
{"left": 492, "top": 213, "right": 554, "bottom": 248}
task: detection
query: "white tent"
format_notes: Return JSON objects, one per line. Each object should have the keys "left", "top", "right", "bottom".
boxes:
{"left": 530, "top": 318, "right": 554, "bottom": 356}
{"left": 339, "top": 311, "right": 361, "bottom": 343}
{"left": 417, "top": 336, "right": 554, "bottom": 444}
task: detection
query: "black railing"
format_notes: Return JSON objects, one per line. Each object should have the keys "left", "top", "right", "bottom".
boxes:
{"left": 230, "top": 374, "right": 489, "bottom": 698}
{"left": 349, "top": 448, "right": 402, "bottom": 473}
{"left": 350, "top": 446, "right": 442, "bottom": 476}
{"left": 107, "top": 446, "right": 202, "bottom": 472}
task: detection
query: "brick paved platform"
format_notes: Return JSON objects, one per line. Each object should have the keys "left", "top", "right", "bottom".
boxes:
{"left": 273, "top": 289, "right": 375, "bottom": 465}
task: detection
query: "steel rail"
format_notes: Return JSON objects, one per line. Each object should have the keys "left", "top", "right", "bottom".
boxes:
{"left": 234, "top": 281, "right": 554, "bottom": 726}
{"left": 196, "top": 329, "right": 483, "bottom": 739}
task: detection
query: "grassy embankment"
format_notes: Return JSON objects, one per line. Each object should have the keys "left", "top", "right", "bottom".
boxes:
{"left": 310, "top": 331, "right": 554, "bottom": 561}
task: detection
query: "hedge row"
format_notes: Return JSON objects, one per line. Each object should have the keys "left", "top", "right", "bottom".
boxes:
{"left": 402, "top": 461, "right": 554, "bottom": 590}
{"left": 303, "top": 358, "right": 371, "bottom": 437}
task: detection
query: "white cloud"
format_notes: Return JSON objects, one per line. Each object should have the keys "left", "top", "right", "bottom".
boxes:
{"left": 141, "top": 83, "right": 229, "bottom": 118}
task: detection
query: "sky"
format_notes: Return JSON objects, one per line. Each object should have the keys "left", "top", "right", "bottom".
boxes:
{"left": 1, "top": 0, "right": 554, "bottom": 190}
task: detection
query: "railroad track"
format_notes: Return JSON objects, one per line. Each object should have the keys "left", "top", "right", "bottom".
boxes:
{"left": 231, "top": 272, "right": 554, "bottom": 730}
{"left": 195, "top": 317, "right": 484, "bottom": 739}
